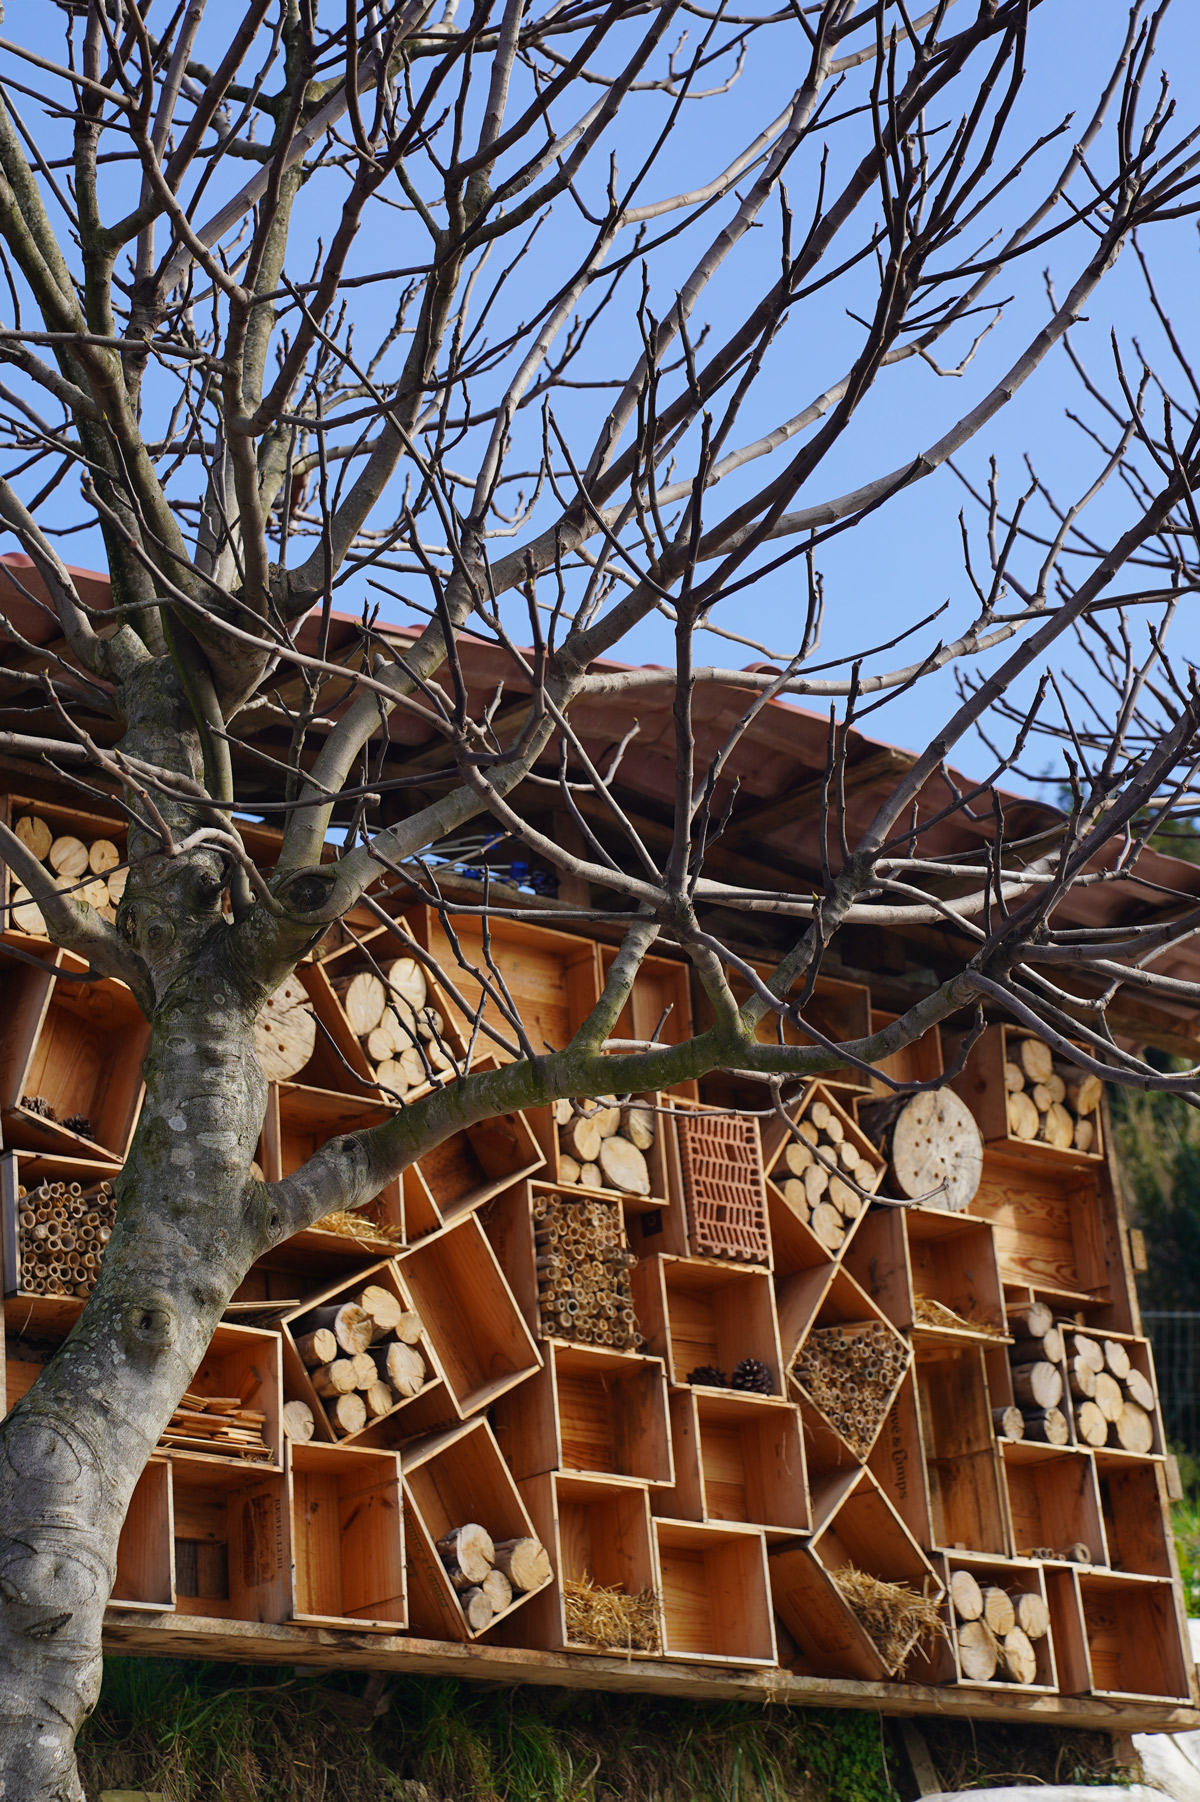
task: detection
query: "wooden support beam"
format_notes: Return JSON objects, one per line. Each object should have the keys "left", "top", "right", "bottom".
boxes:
{"left": 722, "top": 747, "right": 916, "bottom": 850}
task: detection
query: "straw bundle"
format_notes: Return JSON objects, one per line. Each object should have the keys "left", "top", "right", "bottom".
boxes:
{"left": 831, "top": 1566, "right": 946, "bottom": 1677}
{"left": 563, "top": 1575, "right": 661, "bottom": 1654}
{"left": 315, "top": 1208, "right": 404, "bottom": 1245}
{"left": 912, "top": 1294, "right": 1006, "bottom": 1337}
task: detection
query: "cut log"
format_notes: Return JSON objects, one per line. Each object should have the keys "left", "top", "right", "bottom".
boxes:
{"left": 588, "top": 1096, "right": 622, "bottom": 1138}
{"left": 797, "top": 1121, "right": 819, "bottom": 1145}
{"left": 295, "top": 1327, "right": 339, "bottom": 1369}
{"left": 1018, "top": 1037, "right": 1053, "bottom": 1084}
{"left": 1103, "top": 1339, "right": 1131, "bottom": 1381}
{"left": 1067, "top": 1074, "right": 1103, "bottom": 1117}
{"left": 88, "top": 837, "right": 119, "bottom": 874}
{"left": 14, "top": 813, "right": 52, "bottom": 859}
{"left": 1014, "top": 1592, "right": 1049, "bottom": 1641}
{"left": 308, "top": 1302, "right": 373, "bottom": 1355}
{"left": 579, "top": 1162, "right": 602, "bottom": 1189}
{"left": 1075, "top": 1399, "right": 1107, "bottom": 1447}
{"left": 1011, "top": 1327, "right": 1065, "bottom": 1366}
{"left": 379, "top": 1340, "right": 427, "bottom": 1397}
{"left": 1022, "top": 1407, "right": 1069, "bottom": 1445}
{"left": 458, "top": 1587, "right": 495, "bottom": 1633}
{"left": 949, "top": 1568, "right": 984, "bottom": 1621}
{"left": 622, "top": 1104, "right": 656, "bottom": 1150}
{"left": 1072, "top": 1334, "right": 1104, "bottom": 1373}
{"left": 823, "top": 1115, "right": 844, "bottom": 1146}
{"left": 558, "top": 1154, "right": 581, "bottom": 1185}
{"left": 992, "top": 1406, "right": 1025, "bottom": 1440}
{"left": 779, "top": 1178, "right": 810, "bottom": 1223}
{"left": 437, "top": 1523, "right": 495, "bottom": 1584}
{"left": 1094, "top": 1371, "right": 1124, "bottom": 1423}
{"left": 1073, "top": 1118, "right": 1095, "bottom": 1153}
{"left": 784, "top": 1139, "right": 814, "bottom": 1176}
{"left": 809, "top": 1201, "right": 845, "bottom": 1252}
{"left": 1114, "top": 1401, "right": 1154, "bottom": 1453}
{"left": 810, "top": 1101, "right": 831, "bottom": 1132}
{"left": 350, "top": 1350, "right": 378, "bottom": 1389}
{"left": 312, "top": 1359, "right": 358, "bottom": 1397}
{"left": 356, "top": 1283, "right": 405, "bottom": 1339}
{"left": 1125, "top": 1367, "right": 1155, "bottom": 1412}
{"left": 364, "top": 1380, "right": 395, "bottom": 1419}
{"left": 481, "top": 1568, "right": 513, "bottom": 1614}
{"left": 254, "top": 977, "right": 316, "bottom": 1082}
{"left": 1011, "top": 1361, "right": 1063, "bottom": 1410}
{"left": 337, "top": 971, "right": 387, "bottom": 1036}
{"left": 394, "top": 1309, "right": 424, "bottom": 1345}
{"left": 891, "top": 1088, "right": 984, "bottom": 1212}
{"left": 598, "top": 1134, "right": 651, "bottom": 1195}
{"left": 10, "top": 887, "right": 47, "bottom": 935}
{"left": 1044, "top": 1073, "right": 1066, "bottom": 1105}
{"left": 562, "top": 1113, "right": 602, "bottom": 1164}
{"left": 1007, "top": 1091, "right": 1039, "bottom": 1140}
{"left": 49, "top": 835, "right": 88, "bottom": 879}
{"left": 983, "top": 1586, "right": 1015, "bottom": 1638}
{"left": 1041, "top": 1102, "right": 1074, "bottom": 1150}
{"left": 1069, "top": 1357, "right": 1097, "bottom": 1400}
{"left": 374, "top": 1058, "right": 412, "bottom": 1097}
{"left": 838, "top": 1140, "right": 861, "bottom": 1171}
{"left": 829, "top": 1175, "right": 861, "bottom": 1219}
{"left": 1002, "top": 1626, "right": 1037, "bottom": 1685}
{"left": 1003, "top": 1061, "right": 1025, "bottom": 1092}
{"left": 282, "top": 1400, "right": 315, "bottom": 1441}
{"left": 328, "top": 1391, "right": 367, "bottom": 1436}
{"left": 553, "top": 1099, "right": 574, "bottom": 1126}
{"left": 366, "top": 1027, "right": 395, "bottom": 1064}
{"left": 492, "top": 1535, "right": 551, "bottom": 1593}
{"left": 957, "top": 1619, "right": 1000, "bottom": 1681}
{"left": 1014, "top": 1302, "right": 1055, "bottom": 1339}
{"left": 386, "top": 956, "right": 428, "bottom": 1010}
{"left": 83, "top": 878, "right": 110, "bottom": 911}
{"left": 107, "top": 866, "right": 128, "bottom": 904}
{"left": 804, "top": 1163, "right": 829, "bottom": 1205}
{"left": 1031, "top": 1083, "right": 1054, "bottom": 1114}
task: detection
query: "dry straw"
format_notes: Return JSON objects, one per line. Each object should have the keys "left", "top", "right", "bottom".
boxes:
{"left": 563, "top": 1576, "right": 661, "bottom": 1654}
{"left": 831, "top": 1566, "right": 946, "bottom": 1677}
{"left": 315, "top": 1209, "right": 404, "bottom": 1244}
{"left": 912, "top": 1294, "right": 1007, "bottom": 1337}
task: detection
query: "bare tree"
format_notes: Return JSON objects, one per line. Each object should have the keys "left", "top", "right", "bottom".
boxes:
{"left": 0, "top": 0, "right": 1199, "bottom": 1791}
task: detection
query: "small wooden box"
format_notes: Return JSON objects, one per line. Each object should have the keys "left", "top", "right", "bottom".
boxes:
{"left": 1069, "top": 1330, "right": 1164, "bottom": 1456}
{"left": 1001, "top": 1441, "right": 1106, "bottom": 1567}
{"left": 1, "top": 1148, "right": 120, "bottom": 1299}
{"left": 968, "top": 1153, "right": 1108, "bottom": 1305}
{"left": 405, "top": 907, "right": 603, "bottom": 1057}
{"left": 653, "top": 1518, "right": 776, "bottom": 1665}
{"left": 416, "top": 1108, "right": 544, "bottom": 1227}
{"left": 402, "top": 1417, "right": 551, "bottom": 1640}
{"left": 780, "top": 1263, "right": 911, "bottom": 1471}
{"left": 289, "top": 1441, "right": 406, "bottom": 1629}
{"left": 632, "top": 1255, "right": 784, "bottom": 1395}
{"left": 865, "top": 1009, "right": 944, "bottom": 1097}
{"left": 509, "top": 1470, "right": 663, "bottom": 1657}
{"left": 937, "top": 1553, "right": 1057, "bottom": 1691}
{"left": 170, "top": 1459, "right": 289, "bottom": 1622}
{"left": 1078, "top": 1570, "right": 1193, "bottom": 1699}
{"left": 660, "top": 1389, "right": 808, "bottom": 1539}
{"left": 761, "top": 1079, "right": 886, "bottom": 1199}
{"left": 904, "top": 1208, "right": 1008, "bottom": 1343}
{"left": 397, "top": 1214, "right": 542, "bottom": 1417}
{"left": 1, "top": 795, "right": 125, "bottom": 941}
{"left": 110, "top": 1460, "right": 173, "bottom": 1612}
{"left": 599, "top": 946, "right": 695, "bottom": 1053}
{"left": 947, "top": 1023, "right": 1104, "bottom": 1163}
{"left": 170, "top": 1322, "right": 284, "bottom": 1470}
{"left": 493, "top": 1340, "right": 672, "bottom": 1486}
{"left": 915, "top": 1342, "right": 1008, "bottom": 1554}
{"left": 1094, "top": 1452, "right": 1173, "bottom": 1577}
{"left": 531, "top": 1090, "right": 671, "bottom": 1216}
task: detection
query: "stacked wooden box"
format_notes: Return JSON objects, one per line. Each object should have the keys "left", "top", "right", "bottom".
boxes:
{"left": 0, "top": 802, "right": 1193, "bottom": 1722}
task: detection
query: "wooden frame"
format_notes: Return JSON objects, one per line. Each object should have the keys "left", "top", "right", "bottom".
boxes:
{"left": 493, "top": 1339, "right": 672, "bottom": 1486}
{"left": 632, "top": 1254, "right": 784, "bottom": 1395}
{"left": 903, "top": 1208, "right": 1008, "bottom": 1344}
{"left": 170, "top": 1459, "right": 290, "bottom": 1623}
{"left": 1095, "top": 1453, "right": 1174, "bottom": 1578}
{"left": 779, "top": 1262, "right": 911, "bottom": 1472}
{"left": 178, "top": 1322, "right": 285, "bottom": 1470}
{"left": 1076, "top": 1571, "right": 1193, "bottom": 1700}
{"left": 529, "top": 1090, "right": 672, "bottom": 1217}
{"left": 414, "top": 1106, "right": 544, "bottom": 1226}
{"left": 968, "top": 1153, "right": 1109, "bottom": 1306}
{"left": 761, "top": 1079, "right": 886, "bottom": 1199}
{"left": 396, "top": 1214, "right": 542, "bottom": 1417}
{"left": 867, "top": 1367, "right": 935, "bottom": 1551}
{"left": 915, "top": 1343, "right": 1009, "bottom": 1555}
{"left": 1, "top": 793, "right": 126, "bottom": 943}
{"left": 653, "top": 1518, "right": 776, "bottom": 1665}
{"left": 0, "top": 1147, "right": 121, "bottom": 1299}
{"left": 110, "top": 1460, "right": 174, "bottom": 1612}
{"left": 289, "top": 1441, "right": 407, "bottom": 1630}
{"left": 658, "top": 1389, "right": 808, "bottom": 1538}
{"left": 946, "top": 1023, "right": 1105, "bottom": 1164}
{"left": 933, "top": 1553, "right": 1058, "bottom": 1691}
{"left": 508, "top": 1471, "right": 664, "bottom": 1658}
{"left": 1001, "top": 1442, "right": 1106, "bottom": 1568}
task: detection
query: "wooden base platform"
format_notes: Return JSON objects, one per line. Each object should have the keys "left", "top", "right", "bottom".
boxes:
{"left": 102, "top": 1610, "right": 1200, "bottom": 1732}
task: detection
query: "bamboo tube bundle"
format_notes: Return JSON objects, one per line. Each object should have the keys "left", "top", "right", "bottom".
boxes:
{"left": 1003, "top": 1037, "right": 1102, "bottom": 1152}
{"left": 1064, "top": 1331, "right": 1156, "bottom": 1452}
{"left": 790, "top": 1319, "right": 910, "bottom": 1457}
{"left": 158, "top": 1390, "right": 272, "bottom": 1461}
{"left": 563, "top": 1574, "right": 662, "bottom": 1653}
{"left": 554, "top": 1096, "right": 654, "bottom": 1196}
{"left": 831, "top": 1566, "right": 946, "bottom": 1677}
{"left": 534, "top": 1191, "right": 639, "bottom": 1349}
{"left": 336, "top": 957, "right": 455, "bottom": 1098}
{"left": 949, "top": 1570, "right": 1049, "bottom": 1683}
{"left": 292, "top": 1285, "right": 429, "bottom": 1435}
{"left": 437, "top": 1522, "right": 550, "bottom": 1631}
{"left": 8, "top": 812, "right": 125, "bottom": 932}
{"left": 15, "top": 1178, "right": 116, "bottom": 1297}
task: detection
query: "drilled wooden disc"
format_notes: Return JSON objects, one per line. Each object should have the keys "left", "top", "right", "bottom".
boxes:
{"left": 891, "top": 1088, "right": 983, "bottom": 1211}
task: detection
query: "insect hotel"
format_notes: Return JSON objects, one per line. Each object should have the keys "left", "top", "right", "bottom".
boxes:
{"left": 1, "top": 559, "right": 1198, "bottom": 1734}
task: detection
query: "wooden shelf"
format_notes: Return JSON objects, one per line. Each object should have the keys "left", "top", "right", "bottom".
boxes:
{"left": 397, "top": 1214, "right": 542, "bottom": 1418}
{"left": 659, "top": 1389, "right": 808, "bottom": 1539}
{"left": 405, "top": 907, "right": 603, "bottom": 1058}
{"left": 171, "top": 1459, "right": 289, "bottom": 1623}
{"left": 1001, "top": 1441, "right": 1106, "bottom": 1568}
{"left": 632, "top": 1255, "right": 784, "bottom": 1395}
{"left": 915, "top": 1342, "right": 1008, "bottom": 1556}
{"left": 110, "top": 1461, "right": 173, "bottom": 1613}
{"left": 781, "top": 1263, "right": 911, "bottom": 1472}
{"left": 1077, "top": 1570, "right": 1194, "bottom": 1701}
{"left": 1094, "top": 1452, "right": 1174, "bottom": 1578}
{"left": 494, "top": 1340, "right": 672, "bottom": 1486}
{"left": 653, "top": 1518, "right": 776, "bottom": 1665}
{"left": 507, "top": 1470, "right": 663, "bottom": 1657}
{"left": 289, "top": 1441, "right": 406, "bottom": 1630}
{"left": 946, "top": 1023, "right": 1105, "bottom": 1165}
{"left": 934, "top": 1553, "right": 1058, "bottom": 1691}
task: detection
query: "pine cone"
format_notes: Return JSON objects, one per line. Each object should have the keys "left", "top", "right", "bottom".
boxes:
{"left": 687, "top": 1364, "right": 728, "bottom": 1388}
{"left": 62, "top": 1114, "right": 94, "bottom": 1139}
{"left": 730, "top": 1357, "right": 773, "bottom": 1395}
{"left": 21, "top": 1094, "right": 56, "bottom": 1120}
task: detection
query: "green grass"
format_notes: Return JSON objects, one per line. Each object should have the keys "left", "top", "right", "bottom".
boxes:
{"left": 1171, "top": 1448, "right": 1200, "bottom": 1616}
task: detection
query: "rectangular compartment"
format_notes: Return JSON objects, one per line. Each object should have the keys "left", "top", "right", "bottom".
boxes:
{"left": 1, "top": 1149, "right": 120, "bottom": 1300}
{"left": 661, "top": 1389, "right": 808, "bottom": 1537}
{"left": 533, "top": 1091, "right": 671, "bottom": 1213}
{"left": 915, "top": 1343, "right": 1008, "bottom": 1554}
{"left": 415, "top": 1109, "right": 544, "bottom": 1226}
{"left": 781, "top": 1263, "right": 911, "bottom": 1471}
{"left": 0, "top": 959, "right": 148, "bottom": 1160}
{"left": 407, "top": 908, "right": 603, "bottom": 1058}
{"left": 867, "top": 1368, "right": 935, "bottom": 1552}
{"left": 289, "top": 1441, "right": 406, "bottom": 1629}
{"left": 865, "top": 1010, "right": 944, "bottom": 1096}
{"left": 1078, "top": 1571, "right": 1192, "bottom": 1699}
{"left": 1001, "top": 1441, "right": 1106, "bottom": 1567}
{"left": 2, "top": 795, "right": 126, "bottom": 940}
{"left": 493, "top": 1340, "right": 672, "bottom": 1485}
{"left": 631, "top": 1255, "right": 783, "bottom": 1395}
{"left": 166, "top": 1322, "right": 284, "bottom": 1468}
{"left": 110, "top": 1460, "right": 173, "bottom": 1612}
{"left": 509, "top": 1471, "right": 663, "bottom": 1657}
{"left": 761, "top": 1081, "right": 886, "bottom": 1217}
{"left": 653, "top": 1518, "right": 776, "bottom": 1664}
{"left": 599, "top": 946, "right": 694, "bottom": 1055}
{"left": 402, "top": 1417, "right": 551, "bottom": 1640}
{"left": 904, "top": 1208, "right": 1008, "bottom": 1343}
{"left": 1094, "top": 1452, "right": 1173, "bottom": 1577}
{"left": 398, "top": 1214, "right": 542, "bottom": 1417}
{"left": 170, "top": 1461, "right": 289, "bottom": 1622}
{"left": 968, "top": 1154, "right": 1108, "bottom": 1303}
{"left": 947, "top": 1023, "right": 1104, "bottom": 1163}
{"left": 937, "top": 1554, "right": 1057, "bottom": 1690}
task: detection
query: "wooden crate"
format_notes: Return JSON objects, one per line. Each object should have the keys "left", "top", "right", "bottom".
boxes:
{"left": 947, "top": 1023, "right": 1104, "bottom": 1164}
{"left": 405, "top": 907, "right": 603, "bottom": 1058}
{"left": 780, "top": 1263, "right": 911, "bottom": 1472}
{"left": 842, "top": 1204, "right": 911, "bottom": 1329}
{"left": 968, "top": 1153, "right": 1108, "bottom": 1305}
{"left": 599, "top": 946, "right": 695, "bottom": 1052}
{"left": 493, "top": 1340, "right": 672, "bottom": 1486}
{"left": 867, "top": 1368, "right": 935, "bottom": 1552}
{"left": 1065, "top": 1330, "right": 1164, "bottom": 1456}
{"left": 170, "top": 1459, "right": 289, "bottom": 1622}
{"left": 0, "top": 955, "right": 148, "bottom": 1160}
{"left": 632, "top": 1255, "right": 783, "bottom": 1395}
{"left": 289, "top": 1441, "right": 406, "bottom": 1630}
{"left": 397, "top": 1214, "right": 542, "bottom": 1417}
{"left": 865, "top": 1010, "right": 944, "bottom": 1097}
{"left": 935, "top": 1554, "right": 1057, "bottom": 1691}
{"left": 914, "top": 1343, "right": 1009, "bottom": 1555}
{"left": 1001, "top": 1442, "right": 1106, "bottom": 1567}
{"left": 402, "top": 1417, "right": 551, "bottom": 1640}
{"left": 770, "top": 1467, "right": 942, "bottom": 1682}
{"left": 765, "top": 1177, "right": 839, "bottom": 1277}
{"left": 110, "top": 1461, "right": 173, "bottom": 1612}
{"left": 712, "top": 968, "right": 872, "bottom": 1093}
{"left": 653, "top": 1518, "right": 776, "bottom": 1665}
{"left": 660, "top": 1389, "right": 808, "bottom": 1538}
{"left": 508, "top": 1470, "right": 664, "bottom": 1657}
{"left": 904, "top": 1208, "right": 1008, "bottom": 1344}
{"left": 531, "top": 1090, "right": 672, "bottom": 1217}
{"left": 1094, "top": 1452, "right": 1174, "bottom": 1578}
{"left": 414, "top": 1108, "right": 543, "bottom": 1226}
{"left": 1, "top": 794, "right": 126, "bottom": 940}
{"left": 1077, "top": 1571, "right": 1193, "bottom": 1700}
{"left": 281, "top": 1259, "right": 444, "bottom": 1447}
{"left": 0, "top": 1148, "right": 120, "bottom": 1299}
{"left": 761, "top": 1080, "right": 886, "bottom": 1203}
{"left": 300, "top": 954, "right": 467, "bottom": 1102}
{"left": 170, "top": 1322, "right": 284, "bottom": 1469}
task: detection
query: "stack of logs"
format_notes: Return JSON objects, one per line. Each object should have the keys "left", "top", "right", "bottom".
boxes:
{"left": 437, "top": 1521, "right": 551, "bottom": 1632}
{"left": 534, "top": 1193, "right": 639, "bottom": 1348}
{"left": 8, "top": 813, "right": 125, "bottom": 932}
{"left": 1003, "top": 1303, "right": 1069, "bottom": 1446}
{"left": 774, "top": 1100, "right": 883, "bottom": 1253}
{"left": 1067, "top": 1330, "right": 1156, "bottom": 1453}
{"left": 1004, "top": 1038, "right": 1102, "bottom": 1152}
{"left": 336, "top": 959, "right": 454, "bottom": 1096}
{"left": 555, "top": 1097, "right": 654, "bottom": 1196}
{"left": 791, "top": 1319, "right": 908, "bottom": 1457}
{"left": 294, "top": 1285, "right": 428, "bottom": 1436}
{"left": 159, "top": 1390, "right": 271, "bottom": 1461}
{"left": 950, "top": 1569, "right": 1049, "bottom": 1684}
{"left": 14, "top": 1178, "right": 115, "bottom": 1297}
